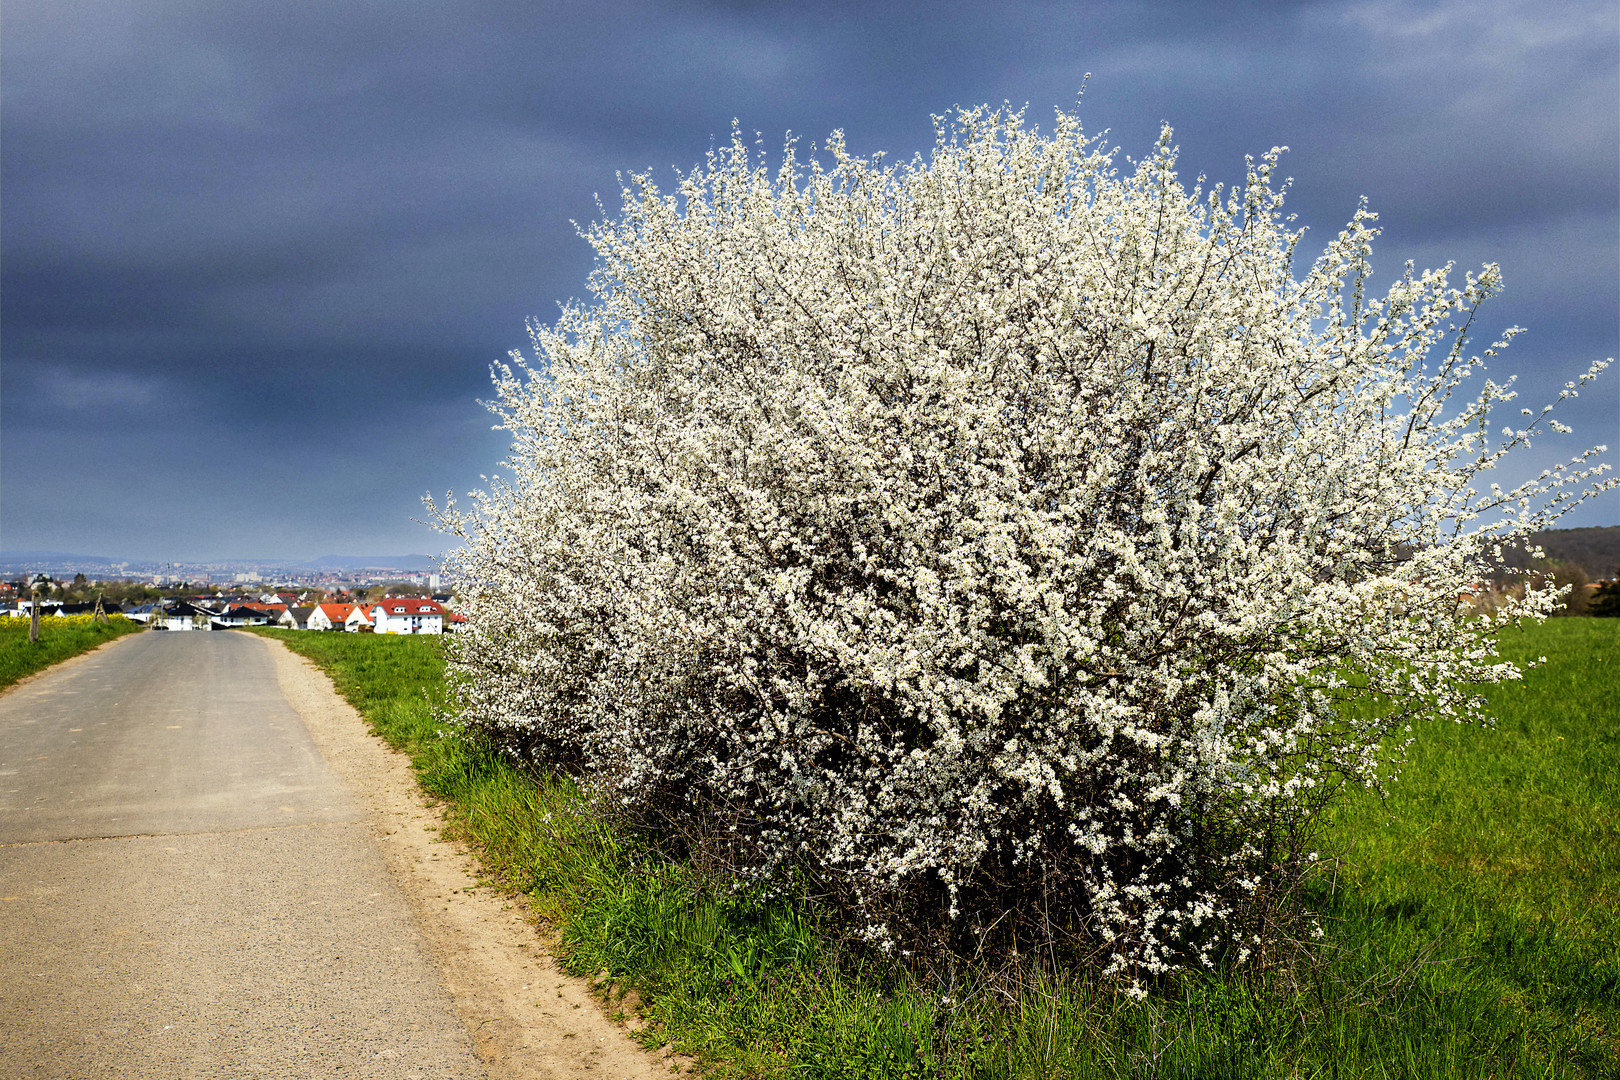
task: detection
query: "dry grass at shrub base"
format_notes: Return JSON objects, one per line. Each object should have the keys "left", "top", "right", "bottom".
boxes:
{"left": 254, "top": 624, "right": 1618, "bottom": 1079}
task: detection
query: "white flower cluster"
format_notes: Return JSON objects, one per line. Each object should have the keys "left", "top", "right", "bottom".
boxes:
{"left": 433, "top": 105, "right": 1612, "bottom": 981}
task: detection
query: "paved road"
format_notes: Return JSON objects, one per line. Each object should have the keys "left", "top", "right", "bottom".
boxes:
{"left": 0, "top": 630, "right": 489, "bottom": 1079}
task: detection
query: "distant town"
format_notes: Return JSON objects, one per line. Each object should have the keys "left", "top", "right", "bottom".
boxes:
{"left": 0, "top": 551, "right": 442, "bottom": 590}
{"left": 1, "top": 577, "right": 461, "bottom": 636}
{"left": 0, "top": 551, "right": 462, "bottom": 634}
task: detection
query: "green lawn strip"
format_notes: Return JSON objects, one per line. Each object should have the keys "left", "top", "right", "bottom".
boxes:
{"left": 249, "top": 623, "right": 1619, "bottom": 1079}
{"left": 0, "top": 616, "right": 143, "bottom": 690}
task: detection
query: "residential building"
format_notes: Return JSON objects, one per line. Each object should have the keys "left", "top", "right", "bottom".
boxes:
{"left": 369, "top": 598, "right": 444, "bottom": 635}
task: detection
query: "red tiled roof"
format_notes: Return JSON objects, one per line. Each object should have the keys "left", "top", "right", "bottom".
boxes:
{"left": 372, "top": 598, "right": 443, "bottom": 616}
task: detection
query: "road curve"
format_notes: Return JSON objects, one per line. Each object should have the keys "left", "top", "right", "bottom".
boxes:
{"left": 0, "top": 630, "right": 488, "bottom": 1078}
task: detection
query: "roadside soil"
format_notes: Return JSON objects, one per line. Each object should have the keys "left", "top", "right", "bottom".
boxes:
{"left": 263, "top": 636, "right": 688, "bottom": 1080}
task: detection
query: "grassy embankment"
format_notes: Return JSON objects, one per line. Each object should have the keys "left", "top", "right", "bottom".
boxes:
{"left": 0, "top": 614, "right": 143, "bottom": 691}
{"left": 256, "top": 621, "right": 1618, "bottom": 1078}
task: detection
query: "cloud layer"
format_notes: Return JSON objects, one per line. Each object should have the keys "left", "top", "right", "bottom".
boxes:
{"left": 4, "top": 0, "right": 1616, "bottom": 560}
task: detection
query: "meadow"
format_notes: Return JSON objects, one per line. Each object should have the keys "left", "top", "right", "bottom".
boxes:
{"left": 255, "top": 620, "right": 1618, "bottom": 1078}
{"left": 0, "top": 614, "right": 143, "bottom": 691}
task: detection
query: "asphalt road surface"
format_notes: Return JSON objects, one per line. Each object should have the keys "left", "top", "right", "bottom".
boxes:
{"left": 0, "top": 630, "right": 489, "bottom": 1079}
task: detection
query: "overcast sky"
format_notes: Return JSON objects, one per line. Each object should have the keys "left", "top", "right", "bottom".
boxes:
{"left": 3, "top": 0, "right": 1616, "bottom": 563}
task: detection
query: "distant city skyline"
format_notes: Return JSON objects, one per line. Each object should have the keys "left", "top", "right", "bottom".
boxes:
{"left": 5, "top": 0, "right": 1616, "bottom": 561}
{"left": 0, "top": 550, "right": 440, "bottom": 579}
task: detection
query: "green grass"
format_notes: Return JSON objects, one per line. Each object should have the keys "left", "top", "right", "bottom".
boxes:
{"left": 0, "top": 615, "right": 144, "bottom": 690}
{"left": 252, "top": 622, "right": 1620, "bottom": 1078}
{"left": 1305, "top": 618, "right": 1620, "bottom": 1077}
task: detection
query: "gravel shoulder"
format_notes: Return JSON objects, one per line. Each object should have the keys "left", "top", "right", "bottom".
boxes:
{"left": 262, "top": 635, "right": 686, "bottom": 1080}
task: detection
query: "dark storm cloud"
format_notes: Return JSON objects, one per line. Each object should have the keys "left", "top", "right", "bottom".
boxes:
{"left": 3, "top": 0, "right": 1615, "bottom": 561}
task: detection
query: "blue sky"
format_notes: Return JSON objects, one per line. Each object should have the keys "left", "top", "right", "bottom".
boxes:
{"left": 3, "top": 0, "right": 1616, "bottom": 561}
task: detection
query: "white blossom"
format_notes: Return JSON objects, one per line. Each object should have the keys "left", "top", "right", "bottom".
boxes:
{"left": 431, "top": 104, "right": 1613, "bottom": 983}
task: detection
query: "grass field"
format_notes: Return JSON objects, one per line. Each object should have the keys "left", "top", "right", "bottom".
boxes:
{"left": 1304, "top": 619, "right": 1619, "bottom": 1077}
{"left": 255, "top": 620, "right": 1619, "bottom": 1078}
{"left": 0, "top": 614, "right": 143, "bottom": 691}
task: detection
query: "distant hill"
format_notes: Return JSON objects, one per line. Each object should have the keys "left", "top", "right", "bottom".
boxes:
{"left": 0, "top": 551, "right": 123, "bottom": 566}
{"left": 0, "top": 551, "right": 442, "bottom": 576}
{"left": 308, "top": 554, "right": 440, "bottom": 572}
{"left": 1502, "top": 526, "right": 1620, "bottom": 579}
{"left": 0, "top": 551, "right": 128, "bottom": 575}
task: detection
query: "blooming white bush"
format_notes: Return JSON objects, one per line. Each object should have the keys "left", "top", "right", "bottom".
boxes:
{"left": 434, "top": 105, "right": 1612, "bottom": 982}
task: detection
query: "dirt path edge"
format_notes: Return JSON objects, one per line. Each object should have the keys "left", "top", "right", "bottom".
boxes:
{"left": 261, "top": 635, "right": 686, "bottom": 1080}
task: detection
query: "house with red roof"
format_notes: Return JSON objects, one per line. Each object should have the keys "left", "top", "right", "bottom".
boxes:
{"left": 309, "top": 602, "right": 355, "bottom": 631}
{"left": 305, "top": 602, "right": 374, "bottom": 632}
{"left": 369, "top": 598, "right": 444, "bottom": 635}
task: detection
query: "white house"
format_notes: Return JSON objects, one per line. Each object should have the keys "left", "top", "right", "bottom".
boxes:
{"left": 216, "top": 605, "right": 275, "bottom": 629}
{"left": 124, "top": 602, "right": 160, "bottom": 624}
{"left": 306, "top": 602, "right": 370, "bottom": 632}
{"left": 308, "top": 603, "right": 346, "bottom": 631}
{"left": 369, "top": 598, "right": 444, "bottom": 635}
{"left": 277, "top": 606, "right": 315, "bottom": 630}
{"left": 146, "top": 601, "right": 214, "bottom": 631}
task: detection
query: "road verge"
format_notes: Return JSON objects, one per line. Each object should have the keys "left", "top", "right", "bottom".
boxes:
{"left": 260, "top": 634, "right": 685, "bottom": 1080}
